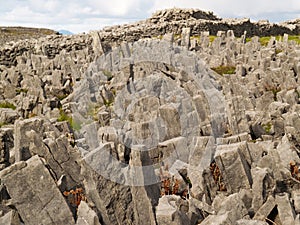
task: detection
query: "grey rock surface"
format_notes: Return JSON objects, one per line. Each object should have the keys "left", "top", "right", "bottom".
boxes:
{"left": 0, "top": 8, "right": 300, "bottom": 225}
{"left": 0, "top": 210, "right": 20, "bottom": 225}
{"left": 76, "top": 201, "right": 101, "bottom": 225}
{"left": 156, "top": 195, "right": 190, "bottom": 225}
{"left": 0, "top": 155, "right": 75, "bottom": 225}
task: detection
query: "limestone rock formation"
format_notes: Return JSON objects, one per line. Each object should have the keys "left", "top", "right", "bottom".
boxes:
{"left": 0, "top": 7, "right": 300, "bottom": 225}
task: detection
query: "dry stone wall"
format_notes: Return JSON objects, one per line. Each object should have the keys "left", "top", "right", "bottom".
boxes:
{"left": 1, "top": 8, "right": 300, "bottom": 69}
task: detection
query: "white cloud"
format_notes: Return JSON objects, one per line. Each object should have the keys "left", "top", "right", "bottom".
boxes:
{"left": 150, "top": 0, "right": 300, "bottom": 20}
{"left": 85, "top": 0, "right": 143, "bottom": 16}
{"left": 1, "top": 0, "right": 300, "bottom": 33}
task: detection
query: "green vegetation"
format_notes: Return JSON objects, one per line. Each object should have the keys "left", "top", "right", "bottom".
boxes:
{"left": 156, "top": 34, "right": 300, "bottom": 47}
{"left": 28, "top": 113, "right": 37, "bottom": 118}
{"left": 190, "top": 35, "right": 200, "bottom": 42}
{"left": 287, "top": 35, "right": 300, "bottom": 44}
{"left": 15, "top": 88, "right": 28, "bottom": 95}
{"left": 246, "top": 37, "right": 252, "bottom": 43}
{"left": 103, "top": 99, "right": 114, "bottom": 107}
{"left": 271, "top": 88, "right": 281, "bottom": 101}
{"left": 244, "top": 35, "right": 300, "bottom": 46}
{"left": 209, "top": 35, "right": 216, "bottom": 43}
{"left": 56, "top": 93, "right": 69, "bottom": 101}
{"left": 275, "top": 48, "right": 283, "bottom": 55}
{"left": 263, "top": 83, "right": 281, "bottom": 101}
{"left": 0, "top": 102, "right": 16, "bottom": 110}
{"left": 190, "top": 35, "right": 216, "bottom": 43}
{"left": 262, "top": 122, "right": 272, "bottom": 134}
{"left": 296, "top": 89, "right": 300, "bottom": 99}
{"left": 57, "top": 108, "right": 81, "bottom": 131}
{"left": 154, "top": 35, "right": 163, "bottom": 40}
{"left": 1, "top": 27, "right": 55, "bottom": 36}
{"left": 0, "top": 27, "right": 57, "bottom": 45}
{"left": 174, "top": 34, "right": 181, "bottom": 40}
{"left": 211, "top": 65, "right": 236, "bottom": 75}
{"left": 0, "top": 122, "right": 7, "bottom": 128}
{"left": 57, "top": 109, "right": 71, "bottom": 123}
{"left": 87, "top": 103, "right": 101, "bottom": 121}
{"left": 259, "top": 36, "right": 274, "bottom": 46}
{"left": 102, "top": 70, "right": 113, "bottom": 81}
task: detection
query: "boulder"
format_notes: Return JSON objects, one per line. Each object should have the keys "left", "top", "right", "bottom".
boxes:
{"left": 276, "top": 193, "right": 295, "bottom": 225}
{"left": 181, "top": 28, "right": 191, "bottom": 49}
{"left": 215, "top": 143, "right": 252, "bottom": 193}
{"left": 0, "top": 108, "right": 18, "bottom": 125}
{"left": 251, "top": 167, "right": 274, "bottom": 212}
{"left": 156, "top": 195, "right": 190, "bottom": 225}
{"left": 201, "top": 193, "right": 248, "bottom": 224}
{"left": 292, "top": 190, "right": 300, "bottom": 214}
{"left": 76, "top": 201, "right": 101, "bottom": 225}
{"left": 276, "top": 134, "right": 300, "bottom": 169}
{"left": 188, "top": 136, "right": 215, "bottom": 199}
{"left": 129, "top": 146, "right": 159, "bottom": 225}
{"left": 253, "top": 196, "right": 276, "bottom": 221}
{"left": 159, "top": 105, "right": 181, "bottom": 140}
{"left": 0, "top": 155, "right": 75, "bottom": 225}
{"left": 158, "top": 137, "right": 189, "bottom": 166}
{"left": 14, "top": 117, "right": 82, "bottom": 189}
{"left": 82, "top": 144, "right": 160, "bottom": 225}
{"left": 0, "top": 210, "right": 20, "bottom": 225}
{"left": 90, "top": 31, "right": 104, "bottom": 56}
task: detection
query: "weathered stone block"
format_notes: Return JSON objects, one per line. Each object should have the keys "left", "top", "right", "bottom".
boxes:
{"left": 276, "top": 193, "right": 295, "bottom": 225}
{"left": 181, "top": 28, "right": 191, "bottom": 49}
{"left": 215, "top": 143, "right": 252, "bottom": 193}
{"left": 76, "top": 201, "right": 101, "bottom": 225}
{"left": 295, "top": 214, "right": 300, "bottom": 225}
{"left": 201, "top": 193, "right": 248, "bottom": 225}
{"left": 156, "top": 195, "right": 190, "bottom": 225}
{"left": 0, "top": 108, "right": 18, "bottom": 125}
{"left": 251, "top": 167, "right": 274, "bottom": 212}
{"left": 14, "top": 118, "right": 82, "bottom": 189}
{"left": 14, "top": 117, "right": 44, "bottom": 161}
{"left": 216, "top": 132, "right": 250, "bottom": 145}
{"left": 0, "top": 155, "right": 75, "bottom": 225}
{"left": 188, "top": 136, "right": 215, "bottom": 199}
{"left": 253, "top": 196, "right": 276, "bottom": 221}
{"left": 276, "top": 134, "right": 300, "bottom": 169}
{"left": 158, "top": 137, "right": 189, "bottom": 166}
{"left": 292, "top": 190, "right": 300, "bottom": 214}
{"left": 129, "top": 145, "right": 159, "bottom": 225}
{"left": 159, "top": 104, "right": 181, "bottom": 140}
{"left": 247, "top": 141, "right": 273, "bottom": 165}
{"left": 90, "top": 31, "right": 104, "bottom": 56}
{"left": 0, "top": 210, "right": 20, "bottom": 225}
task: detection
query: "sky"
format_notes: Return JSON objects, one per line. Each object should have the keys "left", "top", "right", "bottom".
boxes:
{"left": 1, "top": 0, "right": 300, "bottom": 34}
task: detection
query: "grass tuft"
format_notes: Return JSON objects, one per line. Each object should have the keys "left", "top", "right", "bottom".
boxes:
{"left": 15, "top": 88, "right": 28, "bottom": 95}
{"left": 209, "top": 35, "right": 216, "bottom": 43}
{"left": 211, "top": 65, "right": 236, "bottom": 75}
{"left": 262, "top": 122, "right": 272, "bottom": 134}
{"left": 0, "top": 102, "right": 16, "bottom": 110}
{"left": 57, "top": 108, "right": 81, "bottom": 131}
